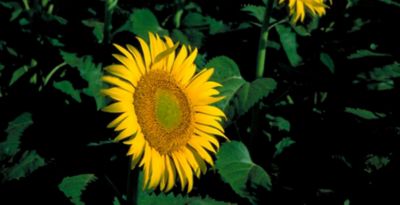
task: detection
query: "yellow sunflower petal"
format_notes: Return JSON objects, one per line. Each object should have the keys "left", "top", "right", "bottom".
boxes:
{"left": 194, "top": 105, "right": 226, "bottom": 120}
{"left": 164, "top": 155, "right": 176, "bottom": 191}
{"left": 136, "top": 37, "right": 152, "bottom": 68}
{"left": 102, "top": 102, "right": 132, "bottom": 113}
{"left": 102, "top": 75, "right": 134, "bottom": 93}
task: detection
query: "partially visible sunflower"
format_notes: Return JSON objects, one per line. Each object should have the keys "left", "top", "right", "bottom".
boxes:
{"left": 102, "top": 33, "right": 228, "bottom": 192}
{"left": 279, "top": 0, "right": 330, "bottom": 23}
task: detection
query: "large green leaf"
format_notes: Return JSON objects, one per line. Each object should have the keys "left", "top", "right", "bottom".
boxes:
{"left": 216, "top": 141, "right": 271, "bottom": 204}
{"left": 276, "top": 24, "right": 303, "bottom": 67}
{"left": 234, "top": 78, "right": 276, "bottom": 116}
{"left": 53, "top": 80, "right": 82, "bottom": 102}
{"left": 60, "top": 51, "right": 105, "bottom": 110}
{"left": 0, "top": 112, "right": 33, "bottom": 160}
{"left": 58, "top": 174, "right": 97, "bottom": 205}
{"left": 116, "top": 9, "right": 167, "bottom": 40}
{"left": 1, "top": 150, "right": 45, "bottom": 182}
{"left": 205, "top": 56, "right": 246, "bottom": 117}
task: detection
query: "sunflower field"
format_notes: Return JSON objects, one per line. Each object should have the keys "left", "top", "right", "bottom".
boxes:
{"left": 1, "top": 0, "right": 400, "bottom": 204}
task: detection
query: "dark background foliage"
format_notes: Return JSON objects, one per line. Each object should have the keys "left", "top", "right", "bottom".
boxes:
{"left": 1, "top": 0, "right": 400, "bottom": 204}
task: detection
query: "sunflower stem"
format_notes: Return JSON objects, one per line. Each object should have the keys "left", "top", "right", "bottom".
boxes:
{"left": 251, "top": 0, "right": 274, "bottom": 138}
{"left": 255, "top": 0, "right": 274, "bottom": 78}
{"left": 104, "top": 0, "right": 115, "bottom": 45}
{"left": 127, "top": 164, "right": 139, "bottom": 205}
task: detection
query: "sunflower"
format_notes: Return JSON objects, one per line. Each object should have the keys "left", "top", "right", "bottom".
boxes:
{"left": 279, "top": 0, "right": 329, "bottom": 23}
{"left": 102, "top": 33, "right": 228, "bottom": 192}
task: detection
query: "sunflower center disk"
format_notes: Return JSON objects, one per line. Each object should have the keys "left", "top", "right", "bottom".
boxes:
{"left": 134, "top": 70, "right": 193, "bottom": 155}
{"left": 155, "top": 89, "right": 182, "bottom": 131}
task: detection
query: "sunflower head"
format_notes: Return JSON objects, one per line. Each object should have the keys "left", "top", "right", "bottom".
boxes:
{"left": 279, "top": 0, "right": 330, "bottom": 23}
{"left": 102, "top": 33, "right": 228, "bottom": 192}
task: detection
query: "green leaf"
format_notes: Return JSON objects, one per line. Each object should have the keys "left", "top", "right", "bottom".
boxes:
{"left": 345, "top": 107, "right": 386, "bottom": 120}
{"left": 276, "top": 24, "right": 303, "bottom": 67}
{"left": 59, "top": 174, "right": 97, "bottom": 205}
{"left": 234, "top": 78, "right": 276, "bottom": 116}
{"left": 347, "top": 49, "right": 391, "bottom": 59}
{"left": 82, "top": 19, "right": 104, "bottom": 43}
{"left": 171, "top": 29, "right": 190, "bottom": 45}
{"left": 60, "top": 51, "right": 105, "bottom": 110}
{"left": 364, "top": 154, "right": 390, "bottom": 174}
{"left": 355, "top": 62, "right": 400, "bottom": 91}
{"left": 117, "top": 9, "right": 167, "bottom": 41}
{"left": 378, "top": 0, "right": 400, "bottom": 8}
{"left": 207, "top": 56, "right": 241, "bottom": 82}
{"left": 266, "top": 114, "right": 290, "bottom": 132}
{"left": 241, "top": 5, "right": 265, "bottom": 24}
{"left": 274, "top": 137, "right": 295, "bottom": 157}
{"left": 206, "top": 16, "right": 230, "bottom": 35}
{"left": 184, "top": 29, "right": 205, "bottom": 48}
{"left": 0, "top": 112, "right": 33, "bottom": 160}
{"left": 53, "top": 80, "right": 82, "bottom": 103}
{"left": 320, "top": 52, "right": 335, "bottom": 73}
{"left": 216, "top": 141, "right": 271, "bottom": 204}
{"left": 113, "top": 197, "right": 121, "bottom": 205}
{"left": 182, "top": 12, "right": 208, "bottom": 27}
{"left": 137, "top": 171, "right": 230, "bottom": 204}
{"left": 9, "top": 59, "right": 37, "bottom": 86}
{"left": 205, "top": 56, "right": 246, "bottom": 116}
{"left": 138, "top": 192, "right": 229, "bottom": 205}
{"left": 1, "top": 150, "right": 46, "bottom": 182}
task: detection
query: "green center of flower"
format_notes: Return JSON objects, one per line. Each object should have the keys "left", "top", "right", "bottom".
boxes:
{"left": 155, "top": 89, "right": 182, "bottom": 131}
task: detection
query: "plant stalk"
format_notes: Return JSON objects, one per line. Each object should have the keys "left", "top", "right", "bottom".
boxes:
{"left": 255, "top": 0, "right": 274, "bottom": 78}
{"left": 104, "top": 0, "right": 114, "bottom": 45}
{"left": 127, "top": 163, "right": 139, "bottom": 205}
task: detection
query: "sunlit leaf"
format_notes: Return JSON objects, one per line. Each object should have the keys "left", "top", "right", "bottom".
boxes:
{"left": 0, "top": 112, "right": 33, "bottom": 160}
{"left": 276, "top": 24, "right": 302, "bottom": 67}
{"left": 320, "top": 52, "right": 335, "bottom": 73}
{"left": 234, "top": 78, "right": 276, "bottom": 116}
{"left": 216, "top": 141, "right": 271, "bottom": 204}
{"left": 347, "top": 49, "right": 391, "bottom": 59}
{"left": 53, "top": 80, "right": 82, "bottom": 103}
{"left": 59, "top": 174, "right": 97, "bottom": 205}
{"left": 1, "top": 150, "right": 46, "bottom": 182}
{"left": 345, "top": 107, "right": 386, "bottom": 120}
{"left": 274, "top": 137, "right": 295, "bottom": 157}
